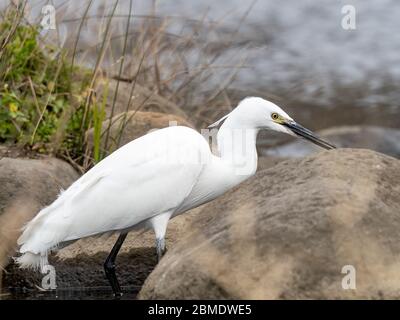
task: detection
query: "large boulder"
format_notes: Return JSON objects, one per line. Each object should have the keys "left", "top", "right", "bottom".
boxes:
{"left": 0, "top": 157, "right": 78, "bottom": 287}
{"left": 86, "top": 111, "right": 193, "bottom": 153}
{"left": 139, "top": 149, "right": 400, "bottom": 299}
{"left": 263, "top": 126, "right": 400, "bottom": 158}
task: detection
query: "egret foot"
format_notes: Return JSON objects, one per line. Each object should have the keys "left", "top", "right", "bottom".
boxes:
{"left": 104, "top": 233, "right": 127, "bottom": 297}
{"left": 156, "top": 237, "right": 167, "bottom": 262}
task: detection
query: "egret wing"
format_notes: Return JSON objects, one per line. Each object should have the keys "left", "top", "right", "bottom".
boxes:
{"left": 18, "top": 126, "right": 210, "bottom": 252}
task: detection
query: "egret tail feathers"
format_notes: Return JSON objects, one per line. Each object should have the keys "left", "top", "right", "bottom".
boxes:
{"left": 14, "top": 252, "right": 48, "bottom": 271}
{"left": 16, "top": 197, "right": 67, "bottom": 270}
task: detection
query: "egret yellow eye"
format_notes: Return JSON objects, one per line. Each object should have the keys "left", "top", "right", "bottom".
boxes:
{"left": 271, "top": 113, "right": 279, "bottom": 120}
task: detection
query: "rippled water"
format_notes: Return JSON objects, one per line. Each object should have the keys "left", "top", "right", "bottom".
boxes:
{"left": 16, "top": 0, "right": 400, "bottom": 112}
{"left": 146, "top": 0, "right": 400, "bottom": 109}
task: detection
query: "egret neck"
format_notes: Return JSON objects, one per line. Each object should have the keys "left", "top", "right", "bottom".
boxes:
{"left": 216, "top": 115, "right": 259, "bottom": 178}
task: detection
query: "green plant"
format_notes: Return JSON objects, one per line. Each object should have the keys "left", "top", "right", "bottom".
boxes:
{"left": 92, "top": 80, "right": 108, "bottom": 163}
{"left": 0, "top": 6, "right": 92, "bottom": 158}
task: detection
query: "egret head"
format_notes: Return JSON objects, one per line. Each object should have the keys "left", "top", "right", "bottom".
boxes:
{"left": 209, "top": 97, "right": 335, "bottom": 150}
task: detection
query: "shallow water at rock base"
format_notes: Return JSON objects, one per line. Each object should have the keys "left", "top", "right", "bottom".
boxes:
{"left": 1, "top": 286, "right": 140, "bottom": 300}
{"left": 1, "top": 247, "right": 158, "bottom": 300}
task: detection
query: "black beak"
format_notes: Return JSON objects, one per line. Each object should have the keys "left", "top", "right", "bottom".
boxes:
{"left": 283, "top": 121, "right": 336, "bottom": 150}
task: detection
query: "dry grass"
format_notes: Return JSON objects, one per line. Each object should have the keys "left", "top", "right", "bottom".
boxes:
{"left": 0, "top": 1, "right": 253, "bottom": 173}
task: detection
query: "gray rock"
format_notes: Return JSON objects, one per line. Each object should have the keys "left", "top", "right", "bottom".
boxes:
{"left": 140, "top": 149, "right": 400, "bottom": 299}
{"left": 0, "top": 157, "right": 78, "bottom": 286}
{"left": 263, "top": 126, "right": 400, "bottom": 158}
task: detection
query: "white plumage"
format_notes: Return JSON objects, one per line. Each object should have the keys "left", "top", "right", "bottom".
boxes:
{"left": 15, "top": 97, "right": 335, "bottom": 295}
{"left": 17, "top": 127, "right": 209, "bottom": 267}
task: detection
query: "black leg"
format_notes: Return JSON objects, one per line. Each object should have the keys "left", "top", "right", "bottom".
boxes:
{"left": 104, "top": 233, "right": 127, "bottom": 297}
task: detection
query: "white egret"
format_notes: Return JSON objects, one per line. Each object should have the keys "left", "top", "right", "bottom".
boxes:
{"left": 15, "top": 97, "right": 335, "bottom": 296}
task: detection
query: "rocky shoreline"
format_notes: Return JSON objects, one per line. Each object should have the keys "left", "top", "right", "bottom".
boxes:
{"left": 1, "top": 79, "right": 400, "bottom": 300}
{"left": 2, "top": 143, "right": 400, "bottom": 299}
